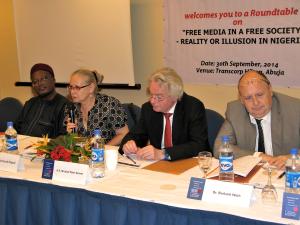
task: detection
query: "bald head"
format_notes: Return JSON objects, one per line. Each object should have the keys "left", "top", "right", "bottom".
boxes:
{"left": 238, "top": 70, "right": 270, "bottom": 91}
{"left": 238, "top": 70, "right": 273, "bottom": 119}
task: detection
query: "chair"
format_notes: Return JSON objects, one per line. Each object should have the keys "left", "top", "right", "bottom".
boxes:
{"left": 205, "top": 108, "right": 225, "bottom": 150}
{"left": 122, "top": 103, "right": 141, "bottom": 131}
{"left": 0, "top": 97, "right": 23, "bottom": 132}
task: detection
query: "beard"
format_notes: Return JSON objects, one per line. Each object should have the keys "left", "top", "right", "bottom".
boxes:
{"left": 38, "top": 88, "right": 56, "bottom": 99}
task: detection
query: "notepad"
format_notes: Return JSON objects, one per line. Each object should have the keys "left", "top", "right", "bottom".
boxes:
{"left": 143, "top": 158, "right": 198, "bottom": 175}
{"left": 118, "top": 154, "right": 142, "bottom": 167}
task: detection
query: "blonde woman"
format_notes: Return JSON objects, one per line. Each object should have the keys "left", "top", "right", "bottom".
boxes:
{"left": 66, "top": 69, "right": 129, "bottom": 145}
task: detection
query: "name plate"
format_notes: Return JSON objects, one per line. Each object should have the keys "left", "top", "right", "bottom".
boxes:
{"left": 281, "top": 192, "right": 300, "bottom": 220}
{"left": 187, "top": 177, "right": 253, "bottom": 208}
{"left": 52, "top": 161, "right": 90, "bottom": 185}
{"left": 0, "top": 152, "right": 24, "bottom": 172}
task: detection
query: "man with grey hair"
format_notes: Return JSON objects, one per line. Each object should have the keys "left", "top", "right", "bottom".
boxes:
{"left": 214, "top": 70, "right": 300, "bottom": 169}
{"left": 119, "top": 67, "right": 210, "bottom": 161}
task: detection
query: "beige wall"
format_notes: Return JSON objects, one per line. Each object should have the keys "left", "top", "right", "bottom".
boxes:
{"left": 0, "top": 0, "right": 25, "bottom": 98}
{"left": 1, "top": 0, "right": 300, "bottom": 115}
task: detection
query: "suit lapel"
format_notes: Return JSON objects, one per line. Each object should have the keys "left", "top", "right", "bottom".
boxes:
{"left": 242, "top": 110, "right": 256, "bottom": 150}
{"left": 270, "top": 96, "right": 282, "bottom": 155}
{"left": 151, "top": 111, "right": 164, "bottom": 148}
{"left": 172, "top": 101, "right": 183, "bottom": 145}
{"left": 247, "top": 126, "right": 256, "bottom": 150}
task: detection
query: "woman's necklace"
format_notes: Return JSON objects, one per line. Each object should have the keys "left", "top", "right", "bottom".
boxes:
{"left": 81, "top": 96, "right": 95, "bottom": 129}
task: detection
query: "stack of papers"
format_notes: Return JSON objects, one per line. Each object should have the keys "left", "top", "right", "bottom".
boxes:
{"left": 233, "top": 155, "right": 261, "bottom": 177}
{"left": 207, "top": 155, "right": 261, "bottom": 178}
{"left": 21, "top": 148, "right": 44, "bottom": 161}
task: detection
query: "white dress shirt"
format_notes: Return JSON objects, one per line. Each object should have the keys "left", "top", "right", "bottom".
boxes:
{"left": 249, "top": 112, "right": 273, "bottom": 156}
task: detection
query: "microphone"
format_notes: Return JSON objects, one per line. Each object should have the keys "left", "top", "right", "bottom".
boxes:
{"left": 68, "top": 103, "right": 76, "bottom": 133}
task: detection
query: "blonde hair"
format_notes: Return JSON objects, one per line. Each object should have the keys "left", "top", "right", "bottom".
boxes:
{"left": 71, "top": 69, "right": 104, "bottom": 94}
{"left": 147, "top": 67, "right": 184, "bottom": 100}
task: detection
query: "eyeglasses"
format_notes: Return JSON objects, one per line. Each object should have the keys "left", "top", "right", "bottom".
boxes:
{"left": 67, "top": 83, "right": 91, "bottom": 91}
{"left": 32, "top": 76, "right": 51, "bottom": 86}
{"left": 149, "top": 94, "right": 168, "bottom": 102}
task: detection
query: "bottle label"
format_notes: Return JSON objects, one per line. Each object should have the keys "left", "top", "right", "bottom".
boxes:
{"left": 286, "top": 171, "right": 300, "bottom": 189}
{"left": 219, "top": 156, "right": 233, "bottom": 172}
{"left": 91, "top": 148, "right": 104, "bottom": 163}
{"left": 6, "top": 138, "right": 17, "bottom": 150}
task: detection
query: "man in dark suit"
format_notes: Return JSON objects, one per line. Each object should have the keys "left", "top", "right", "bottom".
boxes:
{"left": 16, "top": 63, "right": 69, "bottom": 138}
{"left": 119, "top": 67, "right": 210, "bottom": 161}
{"left": 214, "top": 70, "right": 300, "bottom": 169}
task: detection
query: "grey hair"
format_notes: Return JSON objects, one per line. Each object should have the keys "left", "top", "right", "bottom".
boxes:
{"left": 147, "top": 67, "right": 184, "bottom": 100}
{"left": 71, "top": 69, "right": 104, "bottom": 94}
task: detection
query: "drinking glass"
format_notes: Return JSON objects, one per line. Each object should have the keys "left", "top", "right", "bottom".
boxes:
{"left": 198, "top": 151, "right": 212, "bottom": 178}
{"left": 261, "top": 164, "right": 278, "bottom": 204}
{"left": 0, "top": 135, "right": 5, "bottom": 151}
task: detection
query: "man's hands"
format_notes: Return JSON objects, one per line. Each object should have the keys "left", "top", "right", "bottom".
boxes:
{"left": 123, "top": 141, "right": 164, "bottom": 160}
{"left": 261, "top": 154, "right": 289, "bottom": 170}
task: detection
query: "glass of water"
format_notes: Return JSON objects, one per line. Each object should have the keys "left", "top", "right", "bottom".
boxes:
{"left": 198, "top": 151, "right": 212, "bottom": 179}
{"left": 261, "top": 163, "right": 278, "bottom": 204}
{"left": 0, "top": 134, "right": 5, "bottom": 151}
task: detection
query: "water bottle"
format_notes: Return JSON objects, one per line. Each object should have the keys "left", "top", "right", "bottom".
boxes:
{"left": 218, "top": 135, "right": 234, "bottom": 182}
{"left": 90, "top": 129, "right": 105, "bottom": 178}
{"left": 285, "top": 148, "right": 300, "bottom": 194}
{"left": 5, "top": 121, "right": 18, "bottom": 153}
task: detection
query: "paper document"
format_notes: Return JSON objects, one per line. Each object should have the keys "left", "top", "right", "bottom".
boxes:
{"left": 207, "top": 155, "right": 261, "bottom": 178}
{"left": 117, "top": 154, "right": 150, "bottom": 167}
{"left": 233, "top": 155, "right": 261, "bottom": 177}
{"left": 205, "top": 158, "right": 219, "bottom": 178}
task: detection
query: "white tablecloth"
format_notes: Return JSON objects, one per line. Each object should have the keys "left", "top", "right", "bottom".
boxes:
{"left": 0, "top": 135, "right": 297, "bottom": 225}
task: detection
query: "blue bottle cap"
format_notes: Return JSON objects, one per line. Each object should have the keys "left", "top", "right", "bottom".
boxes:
{"left": 7, "top": 121, "right": 13, "bottom": 127}
{"left": 290, "top": 148, "right": 298, "bottom": 155}
{"left": 93, "top": 129, "right": 101, "bottom": 136}
{"left": 221, "top": 135, "right": 230, "bottom": 142}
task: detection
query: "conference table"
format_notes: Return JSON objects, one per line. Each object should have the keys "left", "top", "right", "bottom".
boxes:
{"left": 0, "top": 135, "right": 297, "bottom": 225}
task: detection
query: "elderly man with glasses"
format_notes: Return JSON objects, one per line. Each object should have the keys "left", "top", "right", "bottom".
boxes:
{"left": 15, "top": 63, "right": 69, "bottom": 138}
{"left": 119, "top": 67, "right": 210, "bottom": 161}
{"left": 214, "top": 70, "right": 300, "bottom": 169}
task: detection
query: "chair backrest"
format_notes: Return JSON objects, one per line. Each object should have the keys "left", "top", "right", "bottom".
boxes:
{"left": 205, "top": 108, "right": 225, "bottom": 150}
{"left": 122, "top": 103, "right": 141, "bottom": 131}
{"left": 0, "top": 97, "right": 23, "bottom": 132}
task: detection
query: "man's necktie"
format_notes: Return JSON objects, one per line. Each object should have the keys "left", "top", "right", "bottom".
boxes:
{"left": 255, "top": 119, "right": 265, "bottom": 153}
{"left": 164, "top": 113, "right": 173, "bottom": 148}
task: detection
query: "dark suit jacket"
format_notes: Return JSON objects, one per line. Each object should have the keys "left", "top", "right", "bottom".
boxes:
{"left": 15, "top": 94, "right": 69, "bottom": 138}
{"left": 119, "top": 93, "right": 210, "bottom": 161}
{"left": 214, "top": 92, "right": 300, "bottom": 158}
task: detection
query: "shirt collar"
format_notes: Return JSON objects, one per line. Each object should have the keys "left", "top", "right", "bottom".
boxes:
{"left": 167, "top": 102, "right": 177, "bottom": 114}
{"left": 249, "top": 111, "right": 271, "bottom": 124}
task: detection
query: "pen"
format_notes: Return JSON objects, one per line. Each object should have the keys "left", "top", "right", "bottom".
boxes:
{"left": 278, "top": 172, "right": 285, "bottom": 179}
{"left": 24, "top": 144, "right": 33, "bottom": 149}
{"left": 118, "top": 161, "right": 140, "bottom": 167}
{"left": 123, "top": 154, "right": 137, "bottom": 164}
